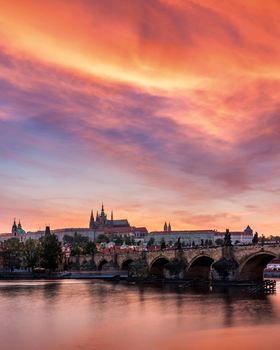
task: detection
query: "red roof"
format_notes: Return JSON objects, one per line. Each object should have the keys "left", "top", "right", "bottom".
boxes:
{"left": 133, "top": 227, "right": 148, "bottom": 233}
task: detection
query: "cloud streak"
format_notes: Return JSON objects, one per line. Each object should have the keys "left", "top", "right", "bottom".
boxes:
{"left": 0, "top": 0, "right": 280, "bottom": 234}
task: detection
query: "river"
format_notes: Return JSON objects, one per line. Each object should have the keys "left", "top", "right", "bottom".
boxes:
{"left": 0, "top": 279, "right": 280, "bottom": 350}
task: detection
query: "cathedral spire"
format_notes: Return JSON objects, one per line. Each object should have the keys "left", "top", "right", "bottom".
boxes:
{"left": 89, "top": 210, "right": 95, "bottom": 229}
{"left": 164, "top": 222, "right": 167, "bottom": 231}
{"left": 168, "top": 222, "right": 171, "bottom": 232}
{"left": 111, "top": 210, "right": 113, "bottom": 222}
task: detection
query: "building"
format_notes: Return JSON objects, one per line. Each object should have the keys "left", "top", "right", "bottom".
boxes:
{"left": 214, "top": 226, "right": 254, "bottom": 244}
{"left": 146, "top": 228, "right": 216, "bottom": 246}
{"left": 89, "top": 204, "right": 130, "bottom": 230}
{"left": 265, "top": 259, "right": 280, "bottom": 271}
{"left": 0, "top": 204, "right": 148, "bottom": 243}
{"left": 11, "top": 219, "right": 26, "bottom": 241}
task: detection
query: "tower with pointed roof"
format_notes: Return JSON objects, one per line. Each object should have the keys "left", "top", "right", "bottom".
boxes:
{"left": 164, "top": 222, "right": 167, "bottom": 231}
{"left": 244, "top": 225, "right": 253, "bottom": 235}
{"left": 90, "top": 204, "right": 129, "bottom": 230}
{"left": 89, "top": 210, "right": 95, "bottom": 229}
{"left": 99, "top": 203, "right": 107, "bottom": 226}
{"left": 12, "top": 219, "right": 17, "bottom": 236}
{"left": 168, "top": 222, "right": 171, "bottom": 232}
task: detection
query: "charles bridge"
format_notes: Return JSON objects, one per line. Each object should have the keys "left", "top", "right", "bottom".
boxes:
{"left": 69, "top": 244, "right": 280, "bottom": 282}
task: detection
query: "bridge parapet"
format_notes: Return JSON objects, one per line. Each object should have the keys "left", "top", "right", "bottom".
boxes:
{"left": 232, "top": 245, "right": 280, "bottom": 265}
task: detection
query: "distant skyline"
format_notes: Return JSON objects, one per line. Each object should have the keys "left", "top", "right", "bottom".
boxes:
{"left": 1, "top": 1, "right": 280, "bottom": 235}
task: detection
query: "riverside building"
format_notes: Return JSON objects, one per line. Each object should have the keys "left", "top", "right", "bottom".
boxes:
{"left": 146, "top": 223, "right": 254, "bottom": 246}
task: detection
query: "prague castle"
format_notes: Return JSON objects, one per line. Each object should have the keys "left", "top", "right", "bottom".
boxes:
{"left": 0, "top": 204, "right": 147, "bottom": 243}
{"left": 89, "top": 204, "right": 130, "bottom": 230}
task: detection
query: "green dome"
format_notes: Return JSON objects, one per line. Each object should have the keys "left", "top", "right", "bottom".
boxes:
{"left": 17, "top": 228, "right": 26, "bottom": 236}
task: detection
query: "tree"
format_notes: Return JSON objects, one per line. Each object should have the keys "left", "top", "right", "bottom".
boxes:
{"left": 70, "top": 245, "right": 81, "bottom": 257}
{"left": 114, "top": 237, "right": 124, "bottom": 246}
{"left": 40, "top": 234, "right": 62, "bottom": 271}
{"left": 96, "top": 234, "right": 109, "bottom": 244}
{"left": 215, "top": 238, "right": 224, "bottom": 246}
{"left": 23, "top": 238, "right": 40, "bottom": 271}
{"left": 2, "top": 238, "right": 23, "bottom": 271}
{"left": 83, "top": 240, "right": 97, "bottom": 255}
{"left": 147, "top": 237, "right": 155, "bottom": 247}
{"left": 125, "top": 236, "right": 135, "bottom": 246}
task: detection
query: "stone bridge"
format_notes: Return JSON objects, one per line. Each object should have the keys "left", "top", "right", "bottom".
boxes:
{"left": 69, "top": 244, "right": 280, "bottom": 282}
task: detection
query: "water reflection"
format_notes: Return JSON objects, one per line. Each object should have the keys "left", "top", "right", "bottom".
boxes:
{"left": 43, "top": 282, "right": 61, "bottom": 300}
{"left": 0, "top": 280, "right": 279, "bottom": 350}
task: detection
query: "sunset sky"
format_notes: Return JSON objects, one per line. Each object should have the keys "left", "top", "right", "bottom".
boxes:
{"left": 1, "top": 0, "right": 280, "bottom": 234}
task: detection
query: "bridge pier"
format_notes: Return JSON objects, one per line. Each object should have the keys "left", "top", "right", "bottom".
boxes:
{"left": 211, "top": 246, "right": 239, "bottom": 283}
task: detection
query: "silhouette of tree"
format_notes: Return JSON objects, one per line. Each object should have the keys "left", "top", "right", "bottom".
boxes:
{"left": 40, "top": 234, "right": 62, "bottom": 271}
{"left": 23, "top": 238, "right": 40, "bottom": 271}
{"left": 2, "top": 238, "right": 23, "bottom": 271}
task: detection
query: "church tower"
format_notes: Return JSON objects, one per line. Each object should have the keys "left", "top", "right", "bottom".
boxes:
{"left": 12, "top": 219, "right": 17, "bottom": 236}
{"left": 164, "top": 222, "right": 167, "bottom": 231}
{"left": 89, "top": 210, "right": 95, "bottom": 229}
{"left": 99, "top": 203, "right": 107, "bottom": 226}
{"left": 168, "top": 222, "right": 171, "bottom": 232}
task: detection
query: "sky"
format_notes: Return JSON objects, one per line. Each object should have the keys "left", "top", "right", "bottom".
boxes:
{"left": 1, "top": 0, "right": 280, "bottom": 234}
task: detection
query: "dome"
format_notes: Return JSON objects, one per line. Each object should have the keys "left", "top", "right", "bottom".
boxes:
{"left": 17, "top": 228, "right": 26, "bottom": 236}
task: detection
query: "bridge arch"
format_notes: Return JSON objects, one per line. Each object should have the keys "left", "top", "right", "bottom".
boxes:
{"left": 149, "top": 256, "right": 170, "bottom": 278}
{"left": 97, "top": 259, "right": 108, "bottom": 271}
{"left": 239, "top": 251, "right": 277, "bottom": 281}
{"left": 121, "top": 259, "right": 133, "bottom": 271}
{"left": 185, "top": 255, "right": 214, "bottom": 280}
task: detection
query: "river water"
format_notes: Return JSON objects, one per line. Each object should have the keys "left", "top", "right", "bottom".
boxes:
{"left": 0, "top": 280, "right": 280, "bottom": 350}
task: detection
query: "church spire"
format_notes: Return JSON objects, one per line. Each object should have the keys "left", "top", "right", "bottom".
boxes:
{"left": 99, "top": 203, "right": 107, "bottom": 225}
{"left": 12, "top": 218, "right": 17, "bottom": 236}
{"left": 101, "top": 203, "right": 105, "bottom": 216}
{"left": 164, "top": 222, "right": 167, "bottom": 231}
{"left": 168, "top": 222, "right": 171, "bottom": 232}
{"left": 89, "top": 210, "right": 95, "bottom": 229}
{"left": 111, "top": 210, "right": 113, "bottom": 222}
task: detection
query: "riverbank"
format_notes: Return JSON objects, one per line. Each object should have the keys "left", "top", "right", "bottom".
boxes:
{"left": 0, "top": 270, "right": 128, "bottom": 281}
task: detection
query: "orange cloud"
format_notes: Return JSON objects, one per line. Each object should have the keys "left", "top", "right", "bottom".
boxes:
{"left": 0, "top": 0, "right": 279, "bottom": 91}
{"left": 1, "top": 1, "right": 280, "bottom": 234}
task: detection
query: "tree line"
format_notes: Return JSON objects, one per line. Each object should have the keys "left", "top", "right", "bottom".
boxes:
{"left": 1, "top": 233, "right": 62, "bottom": 272}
